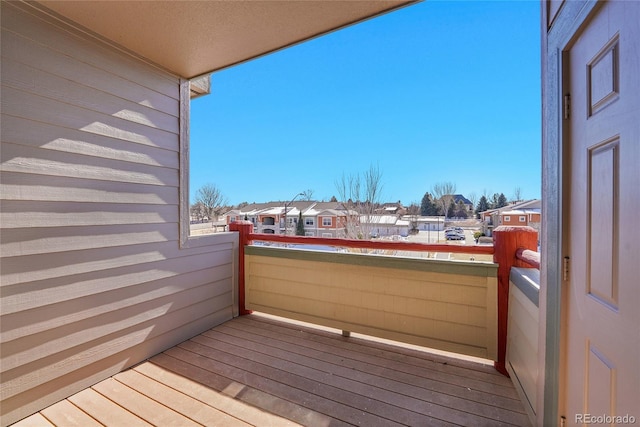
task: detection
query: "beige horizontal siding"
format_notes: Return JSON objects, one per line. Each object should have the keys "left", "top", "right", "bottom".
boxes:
{"left": 506, "top": 281, "right": 539, "bottom": 424}
{"left": 245, "top": 248, "right": 498, "bottom": 360}
{"left": 2, "top": 115, "right": 179, "bottom": 168}
{"left": 0, "top": 201, "right": 179, "bottom": 228}
{"left": 1, "top": 29, "right": 178, "bottom": 116}
{"left": 2, "top": 87, "right": 179, "bottom": 151}
{"left": 2, "top": 3, "right": 178, "bottom": 98}
{"left": 0, "top": 240, "right": 227, "bottom": 287}
{"left": 2, "top": 59, "right": 179, "bottom": 133}
{"left": 0, "top": 3, "right": 235, "bottom": 425}
{"left": 1, "top": 172, "right": 178, "bottom": 204}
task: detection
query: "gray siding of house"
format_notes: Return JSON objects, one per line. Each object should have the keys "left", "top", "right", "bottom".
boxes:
{"left": 0, "top": 4, "right": 236, "bottom": 425}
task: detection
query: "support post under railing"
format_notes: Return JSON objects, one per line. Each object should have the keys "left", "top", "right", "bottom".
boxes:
{"left": 493, "top": 226, "right": 538, "bottom": 376}
{"left": 229, "top": 221, "right": 254, "bottom": 316}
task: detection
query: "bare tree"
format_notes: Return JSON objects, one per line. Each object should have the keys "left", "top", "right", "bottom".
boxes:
{"left": 301, "top": 189, "right": 315, "bottom": 201}
{"left": 407, "top": 202, "right": 420, "bottom": 234}
{"left": 195, "top": 183, "right": 227, "bottom": 221}
{"left": 335, "top": 164, "right": 384, "bottom": 240}
{"left": 432, "top": 181, "right": 456, "bottom": 221}
{"left": 512, "top": 187, "right": 522, "bottom": 203}
{"left": 467, "top": 192, "right": 478, "bottom": 218}
{"left": 190, "top": 201, "right": 206, "bottom": 222}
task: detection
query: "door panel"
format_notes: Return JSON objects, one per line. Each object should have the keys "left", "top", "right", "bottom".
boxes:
{"left": 563, "top": 0, "right": 640, "bottom": 424}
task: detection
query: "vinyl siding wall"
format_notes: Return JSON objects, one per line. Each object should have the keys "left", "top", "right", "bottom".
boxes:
{"left": 506, "top": 269, "right": 540, "bottom": 426}
{"left": 0, "top": 4, "right": 236, "bottom": 425}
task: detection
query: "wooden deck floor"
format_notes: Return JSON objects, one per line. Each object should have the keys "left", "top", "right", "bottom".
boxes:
{"left": 14, "top": 313, "right": 529, "bottom": 426}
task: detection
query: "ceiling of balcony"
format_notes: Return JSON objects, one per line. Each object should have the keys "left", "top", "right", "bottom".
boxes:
{"left": 37, "top": 1, "right": 415, "bottom": 79}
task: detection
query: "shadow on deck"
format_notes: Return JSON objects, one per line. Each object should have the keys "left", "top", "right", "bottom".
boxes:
{"left": 16, "top": 313, "right": 529, "bottom": 426}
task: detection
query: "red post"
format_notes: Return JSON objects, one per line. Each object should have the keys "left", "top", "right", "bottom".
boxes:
{"left": 493, "top": 226, "right": 538, "bottom": 376}
{"left": 229, "top": 221, "right": 254, "bottom": 315}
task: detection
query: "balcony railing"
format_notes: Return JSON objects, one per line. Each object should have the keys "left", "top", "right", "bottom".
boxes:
{"left": 508, "top": 249, "right": 540, "bottom": 424}
{"left": 230, "top": 221, "right": 538, "bottom": 377}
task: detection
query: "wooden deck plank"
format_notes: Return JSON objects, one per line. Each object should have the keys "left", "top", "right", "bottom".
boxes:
{"left": 67, "top": 388, "right": 151, "bottom": 426}
{"left": 91, "top": 378, "right": 201, "bottom": 426}
{"left": 221, "top": 318, "right": 525, "bottom": 412}
{"left": 133, "top": 360, "right": 302, "bottom": 427}
{"left": 190, "top": 333, "right": 460, "bottom": 427}
{"left": 167, "top": 342, "right": 408, "bottom": 427}
{"left": 237, "top": 314, "right": 512, "bottom": 384}
{"left": 40, "top": 399, "right": 103, "bottom": 427}
{"left": 205, "top": 324, "right": 530, "bottom": 426}
{"left": 150, "top": 352, "right": 337, "bottom": 427}
{"left": 114, "top": 368, "right": 251, "bottom": 427}
{"left": 241, "top": 313, "right": 507, "bottom": 377}
{"left": 9, "top": 413, "right": 55, "bottom": 427}
{"left": 234, "top": 314, "right": 517, "bottom": 394}
{"left": 21, "top": 314, "right": 530, "bottom": 426}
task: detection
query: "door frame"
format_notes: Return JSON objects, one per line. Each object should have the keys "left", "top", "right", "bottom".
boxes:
{"left": 541, "top": 1, "right": 600, "bottom": 426}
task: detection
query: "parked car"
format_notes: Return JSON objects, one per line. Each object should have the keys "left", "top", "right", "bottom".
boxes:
{"left": 445, "top": 230, "right": 465, "bottom": 240}
{"left": 446, "top": 234, "right": 465, "bottom": 241}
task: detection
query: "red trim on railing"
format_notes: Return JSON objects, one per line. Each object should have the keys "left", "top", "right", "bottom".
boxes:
{"left": 229, "top": 221, "right": 253, "bottom": 315}
{"left": 230, "top": 224, "right": 544, "bottom": 378}
{"left": 515, "top": 248, "right": 540, "bottom": 269}
{"left": 492, "top": 226, "right": 538, "bottom": 377}
{"left": 248, "top": 233, "right": 495, "bottom": 255}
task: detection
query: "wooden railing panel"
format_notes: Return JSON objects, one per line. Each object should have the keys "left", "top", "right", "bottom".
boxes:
{"left": 245, "top": 246, "right": 498, "bottom": 360}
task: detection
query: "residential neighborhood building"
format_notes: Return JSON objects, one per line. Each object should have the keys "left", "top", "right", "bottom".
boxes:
{"left": 374, "top": 202, "right": 407, "bottom": 216}
{"left": 450, "top": 194, "right": 474, "bottom": 212}
{"left": 225, "top": 201, "right": 351, "bottom": 237}
{"left": 403, "top": 215, "right": 445, "bottom": 232}
{"left": 499, "top": 208, "right": 541, "bottom": 231}
{"left": 360, "top": 214, "right": 410, "bottom": 237}
{"left": 480, "top": 199, "right": 541, "bottom": 236}
{"left": 226, "top": 202, "right": 445, "bottom": 239}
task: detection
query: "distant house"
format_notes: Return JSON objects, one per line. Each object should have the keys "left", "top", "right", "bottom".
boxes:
{"left": 480, "top": 199, "right": 541, "bottom": 236}
{"left": 375, "top": 202, "right": 407, "bottom": 216}
{"left": 499, "top": 209, "right": 541, "bottom": 232}
{"left": 404, "top": 216, "right": 446, "bottom": 232}
{"left": 360, "top": 215, "right": 405, "bottom": 237}
{"left": 224, "top": 201, "right": 349, "bottom": 237}
{"left": 450, "top": 194, "right": 474, "bottom": 212}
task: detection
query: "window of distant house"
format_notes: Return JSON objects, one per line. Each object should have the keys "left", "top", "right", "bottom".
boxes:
{"left": 519, "top": 216, "right": 526, "bottom": 222}
{"left": 230, "top": 217, "right": 236, "bottom": 222}
{"left": 305, "top": 232, "right": 314, "bottom": 236}
{"left": 322, "top": 217, "right": 332, "bottom": 227}
{"left": 305, "top": 218, "right": 314, "bottom": 226}
{"left": 504, "top": 216, "right": 510, "bottom": 222}
{"left": 288, "top": 217, "right": 296, "bottom": 225}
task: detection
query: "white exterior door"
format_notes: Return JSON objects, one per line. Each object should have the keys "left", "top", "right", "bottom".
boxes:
{"left": 562, "top": 1, "right": 640, "bottom": 425}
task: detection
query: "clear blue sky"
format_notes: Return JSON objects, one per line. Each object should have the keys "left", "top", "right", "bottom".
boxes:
{"left": 190, "top": 0, "right": 541, "bottom": 207}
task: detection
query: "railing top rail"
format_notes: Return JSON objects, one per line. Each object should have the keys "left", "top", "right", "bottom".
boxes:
{"left": 515, "top": 248, "right": 540, "bottom": 269}
{"left": 247, "top": 232, "right": 495, "bottom": 255}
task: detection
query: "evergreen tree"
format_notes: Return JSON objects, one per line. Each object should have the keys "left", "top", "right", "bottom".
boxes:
{"left": 490, "top": 193, "right": 500, "bottom": 209}
{"left": 447, "top": 201, "right": 456, "bottom": 218}
{"left": 454, "top": 200, "right": 468, "bottom": 218}
{"left": 420, "top": 192, "right": 438, "bottom": 216}
{"left": 476, "top": 195, "right": 490, "bottom": 214}
{"left": 497, "top": 193, "right": 508, "bottom": 208}
{"left": 296, "top": 211, "right": 305, "bottom": 236}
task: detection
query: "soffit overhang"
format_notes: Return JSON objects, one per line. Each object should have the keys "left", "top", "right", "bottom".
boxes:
{"left": 37, "top": 0, "right": 416, "bottom": 79}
